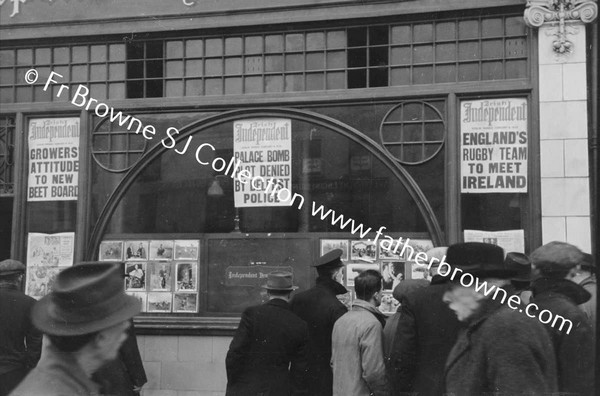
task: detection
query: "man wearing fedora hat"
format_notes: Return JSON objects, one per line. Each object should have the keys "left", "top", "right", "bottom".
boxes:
{"left": 442, "top": 242, "right": 557, "bottom": 395}
{"left": 226, "top": 271, "right": 308, "bottom": 396}
{"left": 0, "top": 260, "right": 42, "bottom": 396}
{"left": 529, "top": 241, "right": 595, "bottom": 396}
{"left": 506, "top": 251, "right": 533, "bottom": 304}
{"left": 290, "top": 249, "right": 348, "bottom": 396}
{"left": 11, "top": 262, "right": 141, "bottom": 396}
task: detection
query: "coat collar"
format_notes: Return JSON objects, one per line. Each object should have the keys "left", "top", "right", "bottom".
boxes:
{"left": 531, "top": 277, "right": 591, "bottom": 305}
{"left": 579, "top": 275, "right": 596, "bottom": 288}
{"left": 351, "top": 299, "right": 387, "bottom": 327}
{"left": 265, "top": 298, "right": 291, "bottom": 309}
{"left": 444, "top": 297, "right": 504, "bottom": 375}
{"left": 316, "top": 275, "right": 348, "bottom": 295}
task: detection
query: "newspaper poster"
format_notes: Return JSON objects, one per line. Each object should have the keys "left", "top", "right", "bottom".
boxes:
{"left": 27, "top": 118, "right": 80, "bottom": 201}
{"left": 464, "top": 229, "right": 525, "bottom": 254}
{"left": 27, "top": 232, "right": 75, "bottom": 267}
{"left": 26, "top": 266, "right": 64, "bottom": 300}
{"left": 460, "top": 98, "right": 528, "bottom": 193}
{"left": 233, "top": 118, "right": 292, "bottom": 207}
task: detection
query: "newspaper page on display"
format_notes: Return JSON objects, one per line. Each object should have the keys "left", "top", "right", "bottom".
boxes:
{"left": 233, "top": 118, "right": 292, "bottom": 207}
{"left": 464, "top": 229, "right": 525, "bottom": 254}
{"left": 28, "top": 118, "right": 80, "bottom": 201}
{"left": 460, "top": 98, "right": 528, "bottom": 193}
{"left": 25, "top": 232, "right": 75, "bottom": 300}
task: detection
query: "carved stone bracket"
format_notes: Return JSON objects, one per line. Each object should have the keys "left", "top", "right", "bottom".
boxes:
{"left": 524, "top": 0, "right": 598, "bottom": 54}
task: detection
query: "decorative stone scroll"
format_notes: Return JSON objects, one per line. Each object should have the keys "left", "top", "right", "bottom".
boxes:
{"left": 524, "top": 0, "right": 598, "bottom": 54}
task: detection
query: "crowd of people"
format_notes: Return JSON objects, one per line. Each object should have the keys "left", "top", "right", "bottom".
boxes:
{"left": 0, "top": 240, "right": 596, "bottom": 395}
{"left": 225, "top": 241, "right": 597, "bottom": 396}
{"left": 0, "top": 260, "right": 147, "bottom": 396}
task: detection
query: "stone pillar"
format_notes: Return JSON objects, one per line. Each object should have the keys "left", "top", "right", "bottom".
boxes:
{"left": 524, "top": 0, "right": 598, "bottom": 252}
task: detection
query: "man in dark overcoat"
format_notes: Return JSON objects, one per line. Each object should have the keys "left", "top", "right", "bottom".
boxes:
{"left": 530, "top": 241, "right": 595, "bottom": 396}
{"left": 290, "top": 249, "right": 348, "bottom": 396}
{"left": 226, "top": 271, "right": 309, "bottom": 396}
{"left": 92, "top": 320, "right": 147, "bottom": 395}
{"left": 0, "top": 260, "right": 42, "bottom": 396}
{"left": 443, "top": 242, "right": 557, "bottom": 395}
{"left": 389, "top": 247, "right": 460, "bottom": 396}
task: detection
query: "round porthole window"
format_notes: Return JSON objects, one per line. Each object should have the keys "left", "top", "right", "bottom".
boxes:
{"left": 91, "top": 117, "right": 147, "bottom": 173}
{"left": 380, "top": 101, "right": 446, "bottom": 165}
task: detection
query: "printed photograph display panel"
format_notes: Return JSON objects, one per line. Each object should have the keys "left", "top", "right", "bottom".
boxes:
{"left": 100, "top": 239, "right": 201, "bottom": 314}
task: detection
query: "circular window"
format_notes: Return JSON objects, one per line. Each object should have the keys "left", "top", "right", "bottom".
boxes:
{"left": 91, "top": 117, "right": 147, "bottom": 172}
{"left": 379, "top": 101, "right": 446, "bottom": 165}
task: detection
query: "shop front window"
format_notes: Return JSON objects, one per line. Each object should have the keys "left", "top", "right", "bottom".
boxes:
{"left": 100, "top": 116, "right": 432, "bottom": 235}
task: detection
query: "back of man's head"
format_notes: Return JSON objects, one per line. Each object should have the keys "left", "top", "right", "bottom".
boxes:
{"left": 530, "top": 241, "right": 584, "bottom": 279}
{"left": 317, "top": 265, "right": 339, "bottom": 279}
{"left": 354, "top": 270, "right": 382, "bottom": 301}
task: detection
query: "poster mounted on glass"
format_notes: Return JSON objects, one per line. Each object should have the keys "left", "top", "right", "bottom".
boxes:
{"left": 378, "top": 292, "right": 400, "bottom": 315}
{"left": 149, "top": 240, "right": 174, "bottom": 260}
{"left": 320, "top": 239, "right": 349, "bottom": 261}
{"left": 350, "top": 240, "right": 377, "bottom": 261}
{"left": 127, "top": 292, "right": 148, "bottom": 313}
{"left": 99, "top": 241, "right": 123, "bottom": 261}
{"left": 176, "top": 262, "right": 197, "bottom": 292}
{"left": 174, "top": 240, "right": 199, "bottom": 260}
{"left": 173, "top": 293, "right": 198, "bottom": 313}
{"left": 149, "top": 262, "right": 172, "bottom": 291}
{"left": 125, "top": 262, "right": 146, "bottom": 290}
{"left": 125, "top": 241, "right": 149, "bottom": 261}
{"left": 147, "top": 292, "right": 172, "bottom": 313}
{"left": 25, "top": 266, "right": 63, "bottom": 300}
{"left": 381, "top": 261, "right": 405, "bottom": 291}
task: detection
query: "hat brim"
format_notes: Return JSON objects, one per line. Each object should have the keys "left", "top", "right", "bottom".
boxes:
{"left": 311, "top": 261, "right": 345, "bottom": 268}
{"left": 32, "top": 293, "right": 141, "bottom": 336}
{"left": 261, "top": 285, "right": 299, "bottom": 291}
{"left": 0, "top": 270, "right": 24, "bottom": 276}
{"left": 457, "top": 269, "right": 518, "bottom": 280}
{"left": 511, "top": 273, "right": 532, "bottom": 282}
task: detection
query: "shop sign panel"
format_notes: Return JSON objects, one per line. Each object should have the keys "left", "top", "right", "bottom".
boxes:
{"left": 27, "top": 118, "right": 80, "bottom": 201}
{"left": 233, "top": 118, "right": 292, "bottom": 207}
{"left": 460, "top": 98, "right": 528, "bottom": 193}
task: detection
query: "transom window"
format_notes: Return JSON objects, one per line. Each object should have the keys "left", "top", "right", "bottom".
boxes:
{"left": 0, "top": 13, "right": 528, "bottom": 102}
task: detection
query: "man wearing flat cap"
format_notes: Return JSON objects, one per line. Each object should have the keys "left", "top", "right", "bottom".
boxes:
{"left": 290, "top": 249, "right": 348, "bottom": 396}
{"left": 11, "top": 262, "right": 141, "bottom": 396}
{"left": 571, "top": 252, "right": 596, "bottom": 330}
{"left": 443, "top": 242, "right": 557, "bottom": 395}
{"left": 226, "top": 271, "right": 309, "bottom": 396}
{"left": 530, "top": 241, "right": 595, "bottom": 396}
{"left": 0, "top": 260, "right": 42, "bottom": 396}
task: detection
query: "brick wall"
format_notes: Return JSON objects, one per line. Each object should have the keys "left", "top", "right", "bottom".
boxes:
{"left": 137, "top": 335, "right": 232, "bottom": 396}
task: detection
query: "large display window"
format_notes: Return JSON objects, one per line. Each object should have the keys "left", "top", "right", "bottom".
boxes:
{"left": 89, "top": 106, "right": 446, "bottom": 330}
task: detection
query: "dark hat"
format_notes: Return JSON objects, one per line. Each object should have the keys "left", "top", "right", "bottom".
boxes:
{"left": 580, "top": 253, "right": 595, "bottom": 269}
{"left": 446, "top": 242, "right": 514, "bottom": 279}
{"left": 0, "top": 259, "right": 26, "bottom": 276}
{"left": 530, "top": 241, "right": 584, "bottom": 275}
{"left": 32, "top": 262, "right": 141, "bottom": 336}
{"left": 313, "top": 249, "right": 344, "bottom": 268}
{"left": 262, "top": 271, "right": 298, "bottom": 291}
{"left": 505, "top": 252, "right": 532, "bottom": 282}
